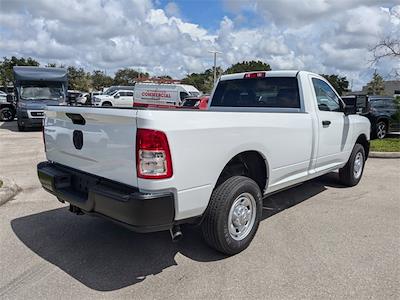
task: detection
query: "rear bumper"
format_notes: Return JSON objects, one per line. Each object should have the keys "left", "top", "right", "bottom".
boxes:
{"left": 37, "top": 161, "right": 175, "bottom": 233}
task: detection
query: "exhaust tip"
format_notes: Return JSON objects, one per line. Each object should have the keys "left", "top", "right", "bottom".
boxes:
{"left": 170, "top": 225, "right": 183, "bottom": 242}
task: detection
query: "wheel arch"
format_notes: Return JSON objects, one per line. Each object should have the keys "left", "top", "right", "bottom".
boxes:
{"left": 215, "top": 150, "right": 269, "bottom": 193}
{"left": 376, "top": 117, "right": 389, "bottom": 127}
{"left": 101, "top": 101, "right": 112, "bottom": 106}
{"left": 356, "top": 134, "right": 370, "bottom": 159}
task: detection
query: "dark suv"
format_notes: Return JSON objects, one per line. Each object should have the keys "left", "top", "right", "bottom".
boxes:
{"left": 342, "top": 95, "right": 400, "bottom": 139}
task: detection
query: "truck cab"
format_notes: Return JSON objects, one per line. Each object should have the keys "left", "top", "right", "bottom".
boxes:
{"left": 13, "top": 66, "right": 68, "bottom": 131}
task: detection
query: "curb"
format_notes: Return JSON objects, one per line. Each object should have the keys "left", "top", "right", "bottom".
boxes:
{"left": 0, "top": 178, "right": 21, "bottom": 206}
{"left": 369, "top": 151, "right": 400, "bottom": 159}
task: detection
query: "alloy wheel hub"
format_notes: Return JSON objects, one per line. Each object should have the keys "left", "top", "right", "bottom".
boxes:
{"left": 232, "top": 205, "right": 250, "bottom": 227}
{"left": 353, "top": 152, "right": 363, "bottom": 179}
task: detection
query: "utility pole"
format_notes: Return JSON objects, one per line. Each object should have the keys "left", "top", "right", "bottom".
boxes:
{"left": 208, "top": 50, "right": 222, "bottom": 84}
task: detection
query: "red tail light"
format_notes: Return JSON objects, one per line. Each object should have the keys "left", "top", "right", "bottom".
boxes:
{"left": 136, "top": 129, "right": 173, "bottom": 179}
{"left": 244, "top": 72, "right": 265, "bottom": 79}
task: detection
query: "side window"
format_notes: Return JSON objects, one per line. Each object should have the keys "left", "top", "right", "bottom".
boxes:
{"left": 385, "top": 99, "right": 396, "bottom": 109}
{"left": 119, "top": 92, "right": 127, "bottom": 97}
{"left": 211, "top": 77, "right": 300, "bottom": 108}
{"left": 370, "top": 100, "right": 383, "bottom": 109}
{"left": 127, "top": 92, "right": 134, "bottom": 97}
{"left": 180, "top": 92, "right": 189, "bottom": 101}
{"left": 312, "top": 78, "right": 341, "bottom": 112}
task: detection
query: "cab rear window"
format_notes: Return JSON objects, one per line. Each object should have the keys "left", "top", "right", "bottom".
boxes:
{"left": 211, "top": 77, "right": 300, "bottom": 108}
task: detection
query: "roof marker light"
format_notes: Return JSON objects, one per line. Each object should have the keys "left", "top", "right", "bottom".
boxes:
{"left": 244, "top": 72, "right": 266, "bottom": 79}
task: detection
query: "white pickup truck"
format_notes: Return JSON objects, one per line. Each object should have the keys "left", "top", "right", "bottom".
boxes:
{"left": 37, "top": 70, "right": 370, "bottom": 255}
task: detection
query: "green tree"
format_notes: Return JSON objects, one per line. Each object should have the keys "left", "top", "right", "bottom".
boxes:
{"left": 366, "top": 72, "right": 385, "bottom": 95}
{"left": 224, "top": 60, "right": 271, "bottom": 74}
{"left": 182, "top": 67, "right": 222, "bottom": 93}
{"left": 0, "top": 56, "right": 40, "bottom": 87}
{"left": 91, "top": 70, "right": 113, "bottom": 91}
{"left": 320, "top": 74, "right": 349, "bottom": 95}
{"left": 113, "top": 68, "right": 149, "bottom": 85}
{"left": 67, "top": 66, "right": 91, "bottom": 91}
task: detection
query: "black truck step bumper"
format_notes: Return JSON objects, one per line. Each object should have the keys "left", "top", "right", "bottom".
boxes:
{"left": 37, "top": 161, "right": 175, "bottom": 233}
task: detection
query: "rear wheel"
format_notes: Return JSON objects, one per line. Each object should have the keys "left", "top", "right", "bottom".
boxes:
{"left": 0, "top": 107, "right": 15, "bottom": 121}
{"left": 375, "top": 121, "right": 387, "bottom": 139}
{"left": 201, "top": 176, "right": 262, "bottom": 255}
{"left": 339, "top": 143, "right": 365, "bottom": 187}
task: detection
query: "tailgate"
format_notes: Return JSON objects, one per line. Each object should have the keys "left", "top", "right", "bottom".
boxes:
{"left": 44, "top": 106, "right": 138, "bottom": 187}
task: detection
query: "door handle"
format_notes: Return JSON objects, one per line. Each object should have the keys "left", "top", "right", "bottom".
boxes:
{"left": 322, "top": 120, "right": 331, "bottom": 126}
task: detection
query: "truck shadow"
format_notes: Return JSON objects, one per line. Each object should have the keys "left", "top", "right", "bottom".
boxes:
{"left": 0, "top": 120, "right": 18, "bottom": 132}
{"left": 11, "top": 172, "right": 341, "bottom": 291}
{"left": 261, "top": 172, "right": 343, "bottom": 220}
{"left": 0, "top": 120, "right": 40, "bottom": 132}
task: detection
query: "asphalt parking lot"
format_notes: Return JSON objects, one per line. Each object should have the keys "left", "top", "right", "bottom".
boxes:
{"left": 0, "top": 120, "right": 399, "bottom": 299}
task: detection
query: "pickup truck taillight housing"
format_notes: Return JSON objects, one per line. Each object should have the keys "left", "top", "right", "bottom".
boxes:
{"left": 136, "top": 129, "right": 173, "bottom": 179}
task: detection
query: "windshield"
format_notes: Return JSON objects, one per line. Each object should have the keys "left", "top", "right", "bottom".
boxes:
{"left": 105, "top": 89, "right": 117, "bottom": 95}
{"left": 189, "top": 91, "right": 200, "bottom": 97}
{"left": 20, "top": 83, "right": 64, "bottom": 101}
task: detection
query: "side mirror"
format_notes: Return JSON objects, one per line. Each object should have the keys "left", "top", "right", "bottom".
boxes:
{"left": 341, "top": 97, "right": 356, "bottom": 115}
{"left": 355, "top": 95, "right": 368, "bottom": 114}
{"left": 114, "top": 94, "right": 120, "bottom": 99}
{"left": 343, "top": 104, "right": 354, "bottom": 116}
{"left": 342, "top": 95, "right": 368, "bottom": 114}
{"left": 6, "top": 94, "right": 13, "bottom": 103}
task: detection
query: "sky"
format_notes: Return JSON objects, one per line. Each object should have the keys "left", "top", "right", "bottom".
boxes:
{"left": 0, "top": 0, "right": 399, "bottom": 90}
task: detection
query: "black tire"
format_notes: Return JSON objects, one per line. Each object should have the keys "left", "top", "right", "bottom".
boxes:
{"left": 201, "top": 176, "right": 262, "bottom": 255}
{"left": 17, "top": 123, "right": 25, "bottom": 131}
{"left": 102, "top": 102, "right": 112, "bottom": 107}
{"left": 0, "top": 107, "right": 15, "bottom": 121}
{"left": 339, "top": 143, "right": 365, "bottom": 187}
{"left": 374, "top": 121, "right": 387, "bottom": 139}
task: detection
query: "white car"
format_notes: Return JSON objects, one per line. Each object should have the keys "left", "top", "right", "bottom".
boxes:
{"left": 93, "top": 90, "right": 134, "bottom": 107}
{"left": 90, "top": 91, "right": 102, "bottom": 99}
{"left": 133, "top": 83, "right": 201, "bottom": 107}
{"left": 76, "top": 93, "right": 89, "bottom": 105}
{"left": 38, "top": 70, "right": 370, "bottom": 255}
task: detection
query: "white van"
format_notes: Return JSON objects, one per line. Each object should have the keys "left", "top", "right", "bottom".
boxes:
{"left": 133, "top": 83, "right": 201, "bottom": 107}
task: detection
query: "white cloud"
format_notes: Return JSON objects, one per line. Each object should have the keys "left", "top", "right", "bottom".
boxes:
{"left": 0, "top": 0, "right": 399, "bottom": 89}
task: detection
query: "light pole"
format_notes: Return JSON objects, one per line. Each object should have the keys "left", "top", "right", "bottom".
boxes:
{"left": 208, "top": 50, "right": 222, "bottom": 84}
